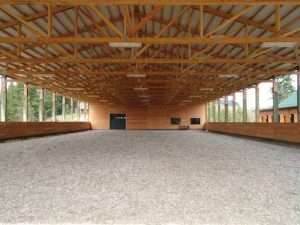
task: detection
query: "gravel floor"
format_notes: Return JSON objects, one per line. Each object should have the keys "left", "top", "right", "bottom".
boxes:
{"left": 0, "top": 130, "right": 299, "bottom": 224}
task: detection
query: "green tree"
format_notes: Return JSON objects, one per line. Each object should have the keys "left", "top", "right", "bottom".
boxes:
{"left": 28, "top": 86, "right": 39, "bottom": 121}
{"left": 44, "top": 91, "right": 53, "bottom": 121}
{"left": 6, "top": 81, "right": 24, "bottom": 121}
{"left": 277, "top": 75, "right": 295, "bottom": 103}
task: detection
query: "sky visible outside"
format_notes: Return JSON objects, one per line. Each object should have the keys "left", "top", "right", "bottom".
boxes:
{"left": 259, "top": 74, "right": 297, "bottom": 109}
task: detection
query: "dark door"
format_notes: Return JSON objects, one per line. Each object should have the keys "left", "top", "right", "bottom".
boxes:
{"left": 110, "top": 113, "right": 126, "bottom": 129}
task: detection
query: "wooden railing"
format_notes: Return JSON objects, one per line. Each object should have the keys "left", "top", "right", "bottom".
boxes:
{"left": 204, "top": 122, "right": 300, "bottom": 144}
{"left": 0, "top": 122, "right": 91, "bottom": 141}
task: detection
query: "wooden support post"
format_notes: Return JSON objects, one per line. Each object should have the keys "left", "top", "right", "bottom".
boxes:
{"left": 0, "top": 75, "right": 6, "bottom": 122}
{"left": 70, "top": 97, "right": 74, "bottom": 121}
{"left": 207, "top": 102, "right": 211, "bottom": 122}
{"left": 205, "top": 102, "right": 208, "bottom": 123}
{"left": 39, "top": 88, "right": 44, "bottom": 122}
{"left": 243, "top": 89, "right": 247, "bottom": 122}
{"left": 297, "top": 68, "right": 300, "bottom": 122}
{"left": 212, "top": 101, "right": 216, "bottom": 122}
{"left": 62, "top": 96, "right": 66, "bottom": 121}
{"left": 76, "top": 100, "right": 80, "bottom": 121}
{"left": 255, "top": 84, "right": 260, "bottom": 122}
{"left": 23, "top": 83, "right": 28, "bottom": 122}
{"left": 232, "top": 93, "right": 236, "bottom": 122}
{"left": 78, "top": 101, "right": 81, "bottom": 121}
{"left": 52, "top": 92, "right": 56, "bottom": 121}
{"left": 224, "top": 96, "right": 228, "bottom": 122}
{"left": 273, "top": 78, "right": 279, "bottom": 123}
{"left": 86, "top": 103, "right": 89, "bottom": 121}
{"left": 217, "top": 99, "right": 221, "bottom": 122}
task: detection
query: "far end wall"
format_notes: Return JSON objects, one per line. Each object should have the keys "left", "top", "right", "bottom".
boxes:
{"left": 89, "top": 103, "right": 206, "bottom": 130}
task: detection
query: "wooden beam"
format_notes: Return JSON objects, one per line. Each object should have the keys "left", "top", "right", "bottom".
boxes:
{"left": 135, "top": 7, "right": 189, "bottom": 57}
{"left": 0, "top": 6, "right": 72, "bottom": 31}
{"left": 199, "top": 5, "right": 204, "bottom": 37}
{"left": 48, "top": 4, "right": 52, "bottom": 37}
{"left": 1, "top": 1, "right": 299, "bottom": 5}
{"left": 275, "top": 4, "right": 281, "bottom": 32}
{"left": 0, "top": 57, "right": 297, "bottom": 64}
{"left": 6, "top": 67, "right": 293, "bottom": 77}
{"left": 128, "top": 5, "right": 162, "bottom": 36}
{"left": 201, "top": 5, "right": 286, "bottom": 34}
{"left": 0, "top": 36, "right": 299, "bottom": 45}
{"left": 89, "top": 5, "right": 123, "bottom": 37}
{"left": 0, "top": 6, "right": 44, "bottom": 36}
{"left": 207, "top": 5, "right": 253, "bottom": 36}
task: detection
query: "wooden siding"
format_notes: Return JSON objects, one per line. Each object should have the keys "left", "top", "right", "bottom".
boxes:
{"left": 0, "top": 122, "right": 91, "bottom": 141}
{"left": 89, "top": 103, "right": 205, "bottom": 130}
{"left": 204, "top": 122, "right": 300, "bottom": 144}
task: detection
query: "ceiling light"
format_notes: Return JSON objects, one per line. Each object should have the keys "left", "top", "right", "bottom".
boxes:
{"left": 261, "top": 42, "right": 297, "bottom": 48}
{"left": 199, "top": 88, "right": 214, "bottom": 91}
{"left": 109, "top": 42, "right": 142, "bottom": 48}
{"left": 33, "top": 73, "right": 55, "bottom": 78}
{"left": 219, "top": 74, "right": 239, "bottom": 78}
{"left": 127, "top": 73, "right": 147, "bottom": 78}
{"left": 66, "top": 87, "right": 84, "bottom": 91}
{"left": 133, "top": 87, "right": 148, "bottom": 91}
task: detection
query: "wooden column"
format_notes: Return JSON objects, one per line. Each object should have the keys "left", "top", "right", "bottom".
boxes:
{"left": 78, "top": 101, "right": 81, "bottom": 121}
{"left": 207, "top": 102, "right": 211, "bottom": 122}
{"left": 86, "top": 103, "right": 89, "bottom": 121}
{"left": 224, "top": 96, "right": 228, "bottom": 122}
{"left": 62, "top": 96, "right": 66, "bottom": 121}
{"left": 232, "top": 93, "right": 236, "bottom": 122}
{"left": 205, "top": 102, "right": 208, "bottom": 122}
{"left": 297, "top": 69, "right": 300, "bottom": 122}
{"left": 23, "top": 83, "right": 28, "bottom": 122}
{"left": 243, "top": 89, "right": 247, "bottom": 122}
{"left": 217, "top": 99, "right": 221, "bottom": 122}
{"left": 52, "top": 92, "right": 56, "bottom": 121}
{"left": 255, "top": 84, "right": 260, "bottom": 122}
{"left": 212, "top": 101, "right": 216, "bottom": 122}
{"left": 273, "top": 78, "right": 279, "bottom": 123}
{"left": 39, "top": 88, "right": 44, "bottom": 122}
{"left": 0, "top": 76, "right": 6, "bottom": 122}
{"left": 70, "top": 97, "right": 74, "bottom": 121}
{"left": 75, "top": 100, "right": 79, "bottom": 121}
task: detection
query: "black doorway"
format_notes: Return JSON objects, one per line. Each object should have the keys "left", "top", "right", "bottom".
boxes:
{"left": 110, "top": 113, "right": 126, "bottom": 129}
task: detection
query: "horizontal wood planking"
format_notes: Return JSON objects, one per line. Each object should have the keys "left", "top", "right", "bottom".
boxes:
{"left": 89, "top": 103, "right": 205, "bottom": 130}
{"left": 0, "top": 122, "right": 91, "bottom": 141}
{"left": 204, "top": 123, "right": 300, "bottom": 144}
